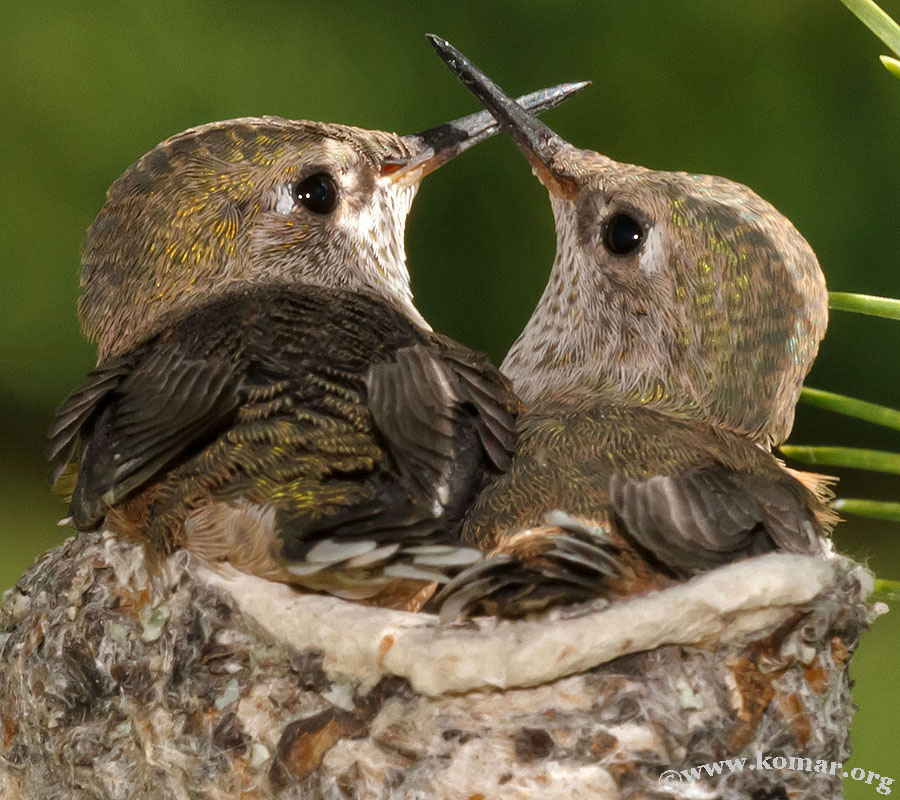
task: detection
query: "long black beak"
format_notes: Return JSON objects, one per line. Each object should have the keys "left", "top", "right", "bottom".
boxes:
{"left": 426, "top": 34, "right": 579, "bottom": 198}
{"left": 387, "top": 73, "right": 587, "bottom": 186}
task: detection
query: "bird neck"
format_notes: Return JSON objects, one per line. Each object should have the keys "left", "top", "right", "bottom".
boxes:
{"left": 333, "top": 179, "right": 431, "bottom": 331}
{"left": 501, "top": 226, "right": 682, "bottom": 416}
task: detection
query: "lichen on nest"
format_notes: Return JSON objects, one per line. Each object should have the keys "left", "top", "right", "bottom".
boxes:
{"left": 0, "top": 532, "right": 874, "bottom": 799}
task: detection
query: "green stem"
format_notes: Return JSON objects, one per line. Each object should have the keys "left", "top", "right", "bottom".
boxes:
{"left": 840, "top": 0, "right": 900, "bottom": 57}
{"left": 881, "top": 54, "right": 900, "bottom": 78}
{"left": 780, "top": 445, "right": 900, "bottom": 474}
{"left": 800, "top": 387, "right": 900, "bottom": 431}
{"left": 834, "top": 498, "right": 900, "bottom": 521}
{"left": 829, "top": 291, "right": 900, "bottom": 320}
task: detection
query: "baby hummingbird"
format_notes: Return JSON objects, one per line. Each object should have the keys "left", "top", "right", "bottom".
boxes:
{"left": 48, "top": 80, "right": 586, "bottom": 609}
{"left": 429, "top": 37, "right": 836, "bottom": 619}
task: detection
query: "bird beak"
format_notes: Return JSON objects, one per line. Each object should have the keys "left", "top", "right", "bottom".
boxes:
{"left": 385, "top": 74, "right": 588, "bottom": 187}
{"left": 427, "top": 34, "right": 580, "bottom": 199}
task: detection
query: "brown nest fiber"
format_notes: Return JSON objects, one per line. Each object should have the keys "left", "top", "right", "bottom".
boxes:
{"left": 0, "top": 532, "right": 875, "bottom": 799}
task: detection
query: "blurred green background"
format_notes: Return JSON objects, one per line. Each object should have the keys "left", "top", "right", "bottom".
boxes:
{"left": 1, "top": 0, "right": 898, "bottom": 791}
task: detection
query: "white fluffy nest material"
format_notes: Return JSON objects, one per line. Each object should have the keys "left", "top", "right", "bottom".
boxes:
{"left": 0, "top": 531, "right": 877, "bottom": 800}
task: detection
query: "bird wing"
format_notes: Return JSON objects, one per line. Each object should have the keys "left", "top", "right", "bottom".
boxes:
{"left": 47, "top": 356, "right": 132, "bottom": 487}
{"left": 47, "top": 289, "right": 516, "bottom": 598}
{"left": 366, "top": 344, "right": 518, "bottom": 519}
{"left": 437, "top": 460, "right": 825, "bottom": 620}
{"left": 440, "top": 405, "right": 832, "bottom": 618}
{"left": 50, "top": 342, "right": 241, "bottom": 528}
{"left": 437, "top": 347, "right": 519, "bottom": 471}
{"left": 608, "top": 462, "right": 824, "bottom": 575}
{"left": 221, "top": 339, "right": 515, "bottom": 594}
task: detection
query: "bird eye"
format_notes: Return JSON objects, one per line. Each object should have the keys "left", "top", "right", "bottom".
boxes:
{"left": 603, "top": 213, "right": 644, "bottom": 256}
{"left": 293, "top": 172, "right": 339, "bottom": 215}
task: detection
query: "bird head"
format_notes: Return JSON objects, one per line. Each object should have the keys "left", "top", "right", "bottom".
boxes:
{"left": 80, "top": 81, "right": 586, "bottom": 361}
{"left": 430, "top": 36, "right": 827, "bottom": 447}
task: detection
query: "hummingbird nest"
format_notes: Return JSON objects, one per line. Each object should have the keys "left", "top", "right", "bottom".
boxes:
{"left": 0, "top": 531, "right": 875, "bottom": 799}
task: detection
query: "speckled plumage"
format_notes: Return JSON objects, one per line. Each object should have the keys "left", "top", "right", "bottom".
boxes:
{"left": 448, "top": 398, "right": 836, "bottom": 617}
{"left": 464, "top": 399, "right": 832, "bottom": 550}
{"left": 431, "top": 38, "right": 835, "bottom": 618}
{"left": 79, "top": 118, "right": 426, "bottom": 362}
{"left": 52, "top": 107, "right": 572, "bottom": 605}
{"left": 501, "top": 167, "right": 827, "bottom": 448}
{"left": 54, "top": 284, "right": 517, "bottom": 602}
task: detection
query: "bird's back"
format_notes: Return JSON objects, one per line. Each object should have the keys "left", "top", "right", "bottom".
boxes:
{"left": 51, "top": 284, "right": 518, "bottom": 603}
{"left": 448, "top": 398, "right": 835, "bottom": 617}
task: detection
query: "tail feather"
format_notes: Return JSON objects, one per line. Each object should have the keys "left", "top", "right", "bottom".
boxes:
{"left": 433, "top": 513, "right": 626, "bottom": 621}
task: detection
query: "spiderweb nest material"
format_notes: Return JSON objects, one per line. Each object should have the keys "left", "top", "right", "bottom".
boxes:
{"left": 0, "top": 531, "right": 876, "bottom": 799}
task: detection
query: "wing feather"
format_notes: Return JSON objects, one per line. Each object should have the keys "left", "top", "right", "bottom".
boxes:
{"left": 47, "top": 358, "right": 131, "bottom": 483}
{"left": 366, "top": 345, "right": 517, "bottom": 517}
{"left": 609, "top": 466, "right": 823, "bottom": 574}
{"left": 68, "top": 343, "right": 241, "bottom": 527}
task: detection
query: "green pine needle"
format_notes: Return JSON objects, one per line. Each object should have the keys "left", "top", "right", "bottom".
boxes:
{"left": 881, "top": 54, "right": 900, "bottom": 77}
{"left": 780, "top": 445, "right": 900, "bottom": 474}
{"left": 834, "top": 498, "right": 900, "bottom": 521}
{"left": 841, "top": 0, "right": 900, "bottom": 57}
{"left": 800, "top": 387, "right": 900, "bottom": 431}
{"left": 828, "top": 291, "right": 900, "bottom": 320}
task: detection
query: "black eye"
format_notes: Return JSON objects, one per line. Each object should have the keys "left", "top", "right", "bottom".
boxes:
{"left": 603, "top": 213, "right": 644, "bottom": 256}
{"left": 293, "top": 172, "right": 338, "bottom": 214}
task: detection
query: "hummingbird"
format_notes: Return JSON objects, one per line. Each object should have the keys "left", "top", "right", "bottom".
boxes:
{"left": 428, "top": 37, "right": 837, "bottom": 619}
{"left": 47, "top": 80, "right": 587, "bottom": 610}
